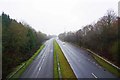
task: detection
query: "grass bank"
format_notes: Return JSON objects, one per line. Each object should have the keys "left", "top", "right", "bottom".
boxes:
{"left": 87, "top": 49, "right": 120, "bottom": 77}
{"left": 7, "top": 44, "right": 45, "bottom": 79}
{"left": 53, "top": 40, "right": 76, "bottom": 79}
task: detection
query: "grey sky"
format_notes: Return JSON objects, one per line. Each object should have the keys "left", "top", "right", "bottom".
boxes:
{"left": 0, "top": 0, "right": 118, "bottom": 35}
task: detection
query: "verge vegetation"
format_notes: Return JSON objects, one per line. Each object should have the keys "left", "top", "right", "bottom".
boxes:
{"left": 2, "top": 13, "right": 48, "bottom": 79}
{"left": 7, "top": 44, "right": 45, "bottom": 78}
{"left": 87, "top": 49, "right": 120, "bottom": 77}
{"left": 58, "top": 10, "right": 120, "bottom": 69}
{"left": 53, "top": 40, "right": 76, "bottom": 78}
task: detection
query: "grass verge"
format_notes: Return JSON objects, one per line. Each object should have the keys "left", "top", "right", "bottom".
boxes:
{"left": 87, "top": 49, "right": 120, "bottom": 77}
{"left": 53, "top": 40, "right": 76, "bottom": 78}
{"left": 7, "top": 44, "right": 45, "bottom": 79}
{"left": 93, "top": 54, "right": 120, "bottom": 77}
{"left": 53, "top": 41, "right": 59, "bottom": 79}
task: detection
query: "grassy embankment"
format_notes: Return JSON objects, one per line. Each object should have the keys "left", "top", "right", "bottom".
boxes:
{"left": 87, "top": 49, "right": 120, "bottom": 77}
{"left": 53, "top": 40, "right": 76, "bottom": 79}
{"left": 7, "top": 44, "right": 45, "bottom": 79}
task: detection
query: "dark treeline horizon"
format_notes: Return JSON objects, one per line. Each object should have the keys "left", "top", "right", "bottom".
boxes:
{"left": 2, "top": 12, "right": 51, "bottom": 79}
{"left": 59, "top": 10, "right": 120, "bottom": 67}
{"left": 2, "top": 9, "right": 120, "bottom": 79}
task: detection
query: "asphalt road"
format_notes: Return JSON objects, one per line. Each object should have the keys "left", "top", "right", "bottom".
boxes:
{"left": 21, "top": 38, "right": 54, "bottom": 78}
{"left": 56, "top": 38, "right": 117, "bottom": 78}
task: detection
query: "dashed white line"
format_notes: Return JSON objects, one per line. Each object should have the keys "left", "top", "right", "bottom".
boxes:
{"left": 38, "top": 57, "right": 45, "bottom": 71}
{"left": 39, "top": 66, "right": 42, "bottom": 71}
{"left": 91, "top": 73, "right": 98, "bottom": 78}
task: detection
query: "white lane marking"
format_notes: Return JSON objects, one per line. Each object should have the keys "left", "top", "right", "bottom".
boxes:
{"left": 38, "top": 57, "right": 45, "bottom": 71}
{"left": 35, "top": 52, "right": 47, "bottom": 77}
{"left": 39, "top": 66, "right": 42, "bottom": 71}
{"left": 91, "top": 73, "right": 97, "bottom": 78}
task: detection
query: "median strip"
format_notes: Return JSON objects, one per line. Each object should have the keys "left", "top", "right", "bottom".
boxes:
{"left": 7, "top": 44, "right": 45, "bottom": 79}
{"left": 53, "top": 40, "right": 76, "bottom": 78}
{"left": 56, "top": 53, "right": 62, "bottom": 78}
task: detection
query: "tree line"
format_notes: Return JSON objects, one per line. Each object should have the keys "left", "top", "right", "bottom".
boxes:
{"left": 2, "top": 13, "right": 49, "bottom": 78}
{"left": 59, "top": 10, "right": 119, "bottom": 67}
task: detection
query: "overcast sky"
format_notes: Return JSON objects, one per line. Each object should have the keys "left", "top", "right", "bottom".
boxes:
{"left": 0, "top": 0, "right": 119, "bottom": 35}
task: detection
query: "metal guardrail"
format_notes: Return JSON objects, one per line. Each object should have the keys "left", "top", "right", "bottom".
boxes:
{"left": 7, "top": 45, "right": 45, "bottom": 79}
{"left": 7, "top": 63, "right": 26, "bottom": 79}
{"left": 87, "top": 49, "right": 120, "bottom": 71}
